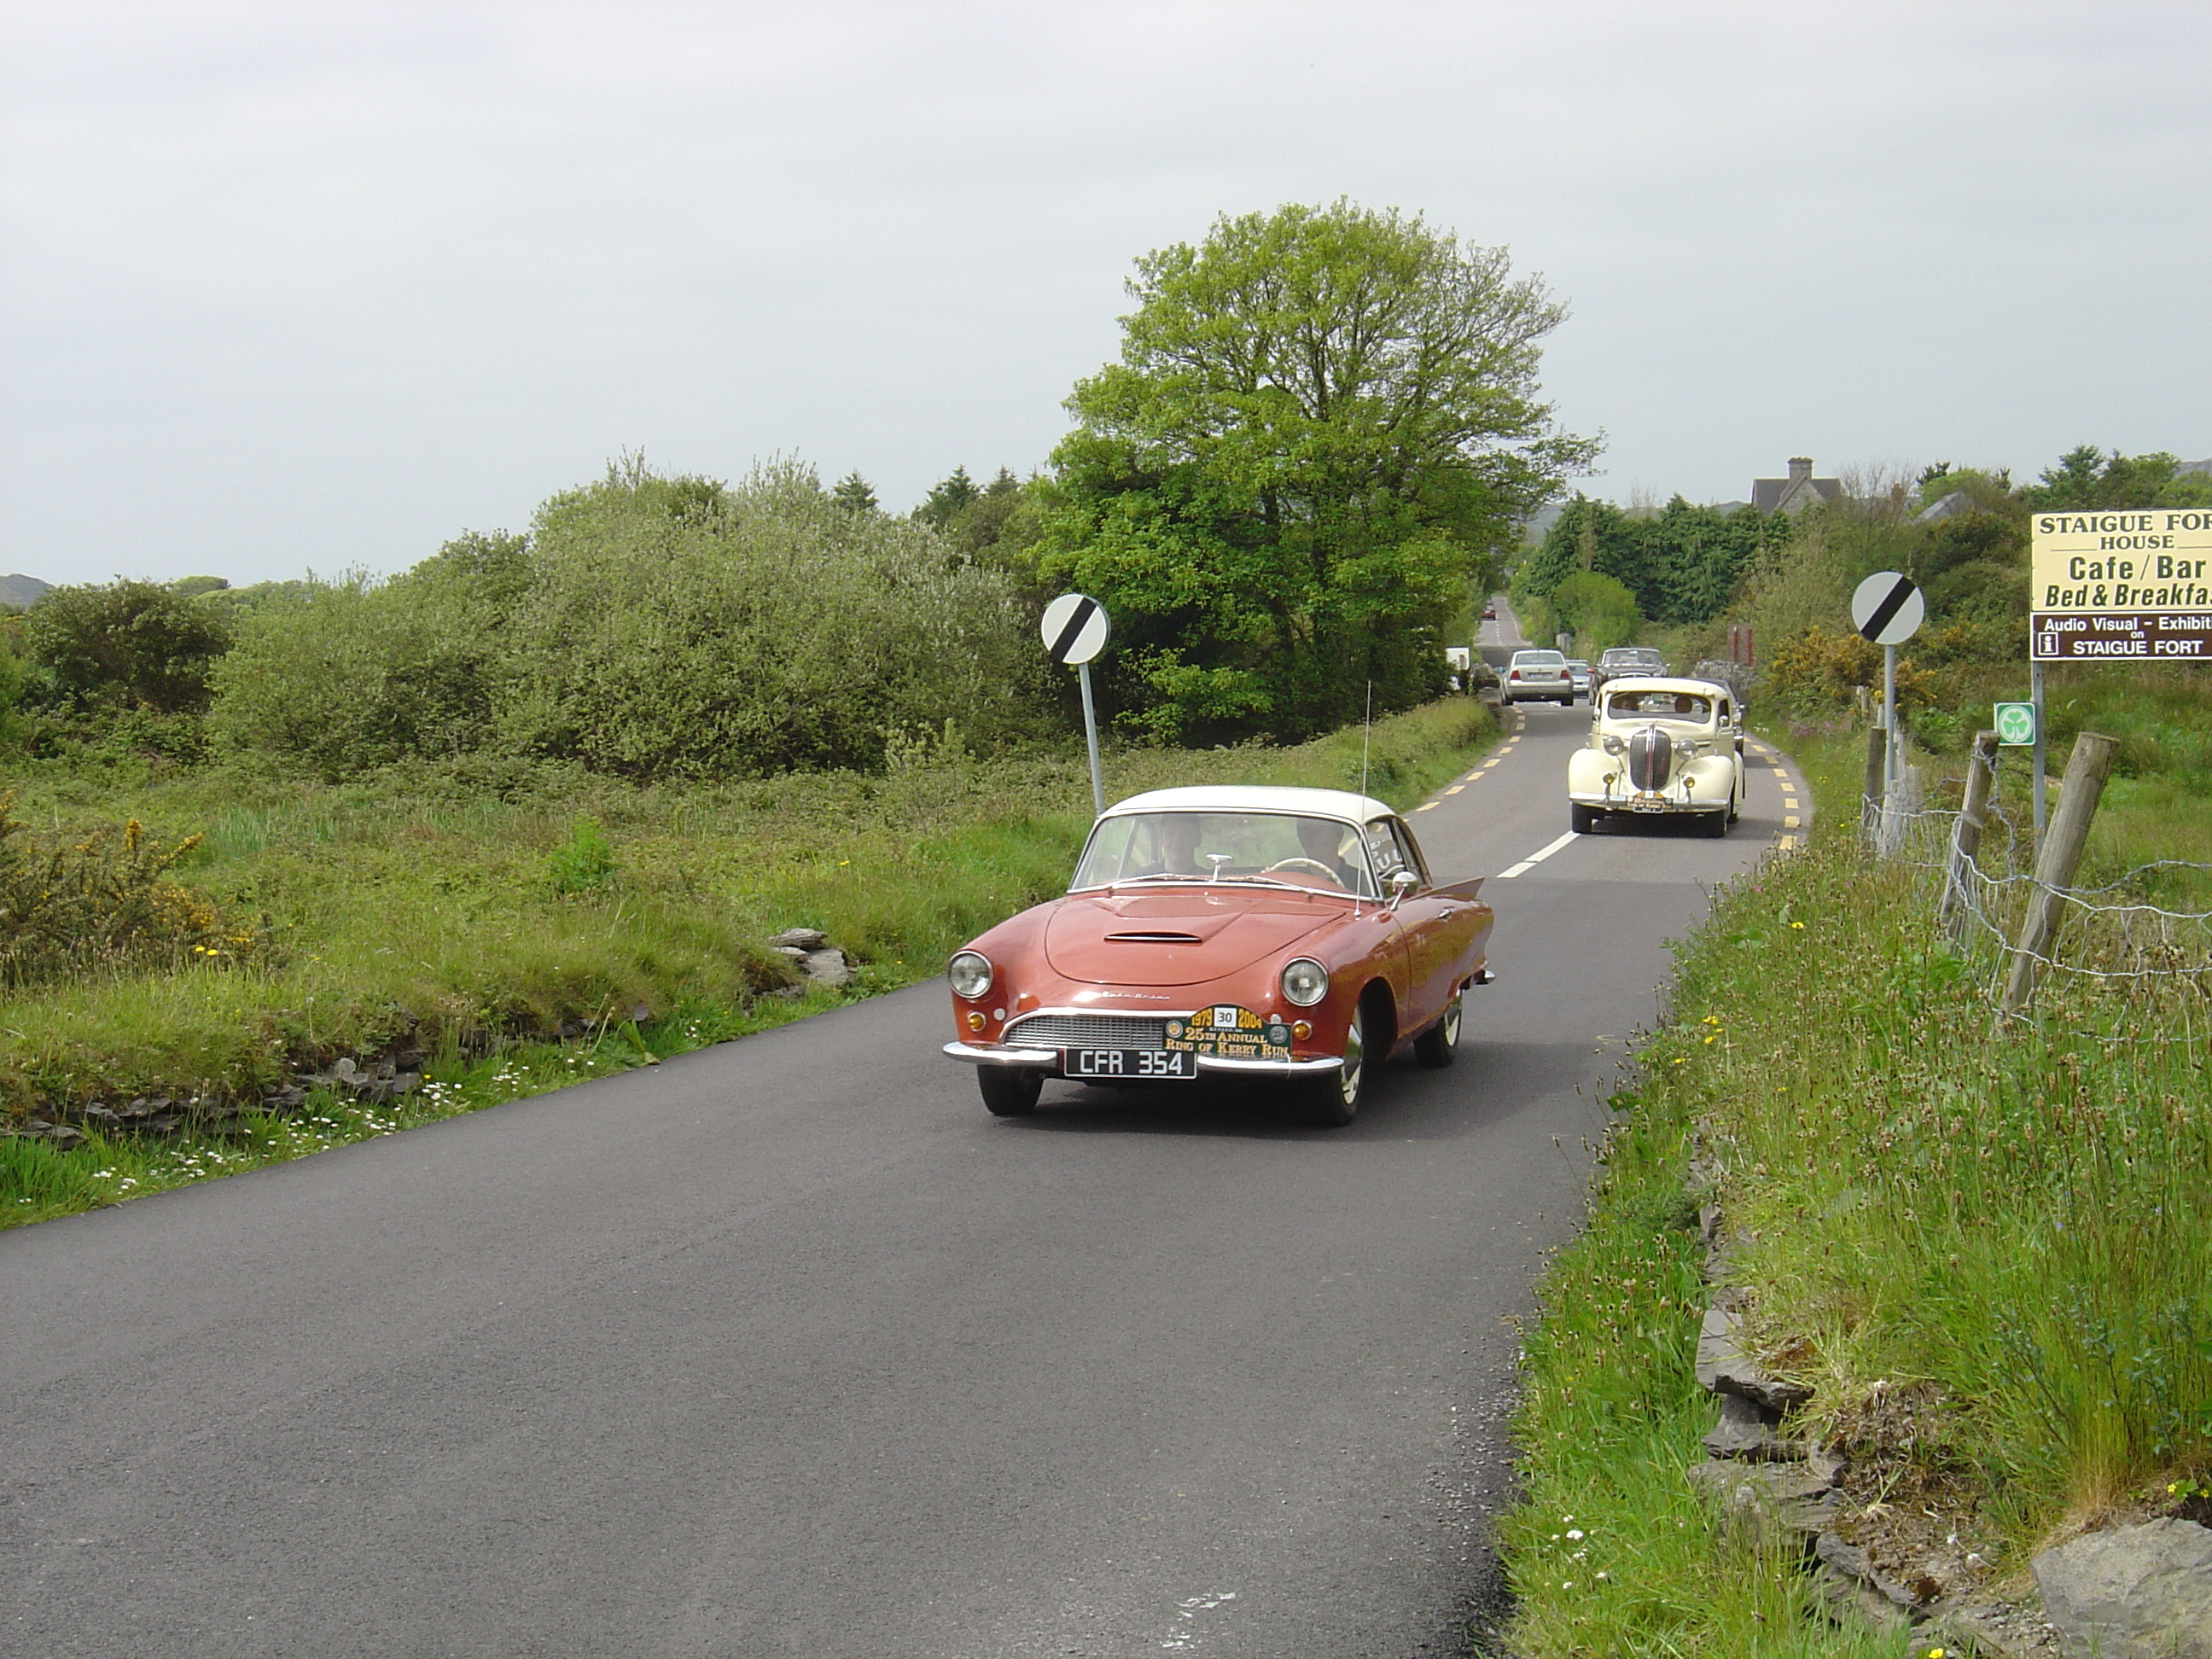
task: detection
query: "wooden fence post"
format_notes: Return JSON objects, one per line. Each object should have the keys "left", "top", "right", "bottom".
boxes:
{"left": 1861, "top": 726, "right": 1886, "bottom": 842}
{"left": 1998, "top": 731, "right": 2118, "bottom": 1018}
{"left": 1941, "top": 731, "right": 1999, "bottom": 942}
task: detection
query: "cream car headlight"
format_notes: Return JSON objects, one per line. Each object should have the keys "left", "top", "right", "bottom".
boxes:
{"left": 1602, "top": 734, "right": 1626, "bottom": 755}
{"left": 1280, "top": 958, "right": 1330, "bottom": 1007}
{"left": 947, "top": 951, "right": 993, "bottom": 1000}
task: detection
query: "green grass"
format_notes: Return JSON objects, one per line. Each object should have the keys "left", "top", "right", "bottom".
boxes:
{"left": 3, "top": 696, "right": 1498, "bottom": 1225}
{"left": 1500, "top": 691, "right": 2210, "bottom": 1657}
{"left": 3, "top": 987, "right": 839, "bottom": 1228}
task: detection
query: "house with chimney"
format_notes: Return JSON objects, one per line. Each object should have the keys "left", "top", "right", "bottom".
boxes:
{"left": 1750, "top": 457, "right": 1843, "bottom": 515}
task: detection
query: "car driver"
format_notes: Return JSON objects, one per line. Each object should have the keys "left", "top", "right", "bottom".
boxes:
{"left": 1293, "top": 818, "right": 1361, "bottom": 888}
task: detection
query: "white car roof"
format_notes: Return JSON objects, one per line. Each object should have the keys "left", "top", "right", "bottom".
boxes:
{"left": 1101, "top": 784, "right": 1394, "bottom": 823}
{"left": 1598, "top": 676, "right": 1734, "bottom": 698}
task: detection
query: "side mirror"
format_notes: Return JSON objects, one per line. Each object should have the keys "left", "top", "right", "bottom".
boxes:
{"left": 1388, "top": 869, "right": 1420, "bottom": 908}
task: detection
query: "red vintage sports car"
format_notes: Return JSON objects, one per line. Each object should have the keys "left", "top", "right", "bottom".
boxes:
{"left": 943, "top": 785, "right": 1495, "bottom": 1126}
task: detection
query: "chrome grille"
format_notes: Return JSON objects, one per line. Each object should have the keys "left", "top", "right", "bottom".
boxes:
{"left": 1005, "top": 1013, "right": 1174, "bottom": 1050}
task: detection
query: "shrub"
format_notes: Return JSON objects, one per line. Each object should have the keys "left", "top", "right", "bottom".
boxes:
{"left": 207, "top": 573, "right": 502, "bottom": 777}
{"left": 0, "top": 794, "right": 265, "bottom": 989}
{"left": 209, "top": 461, "right": 1048, "bottom": 781}
{"left": 1762, "top": 626, "right": 1934, "bottom": 714}
{"left": 22, "top": 579, "right": 233, "bottom": 713}
{"left": 1548, "top": 570, "right": 1640, "bottom": 655}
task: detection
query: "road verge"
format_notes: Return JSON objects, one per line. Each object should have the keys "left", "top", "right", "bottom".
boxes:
{"left": 1496, "top": 725, "right": 2211, "bottom": 1656}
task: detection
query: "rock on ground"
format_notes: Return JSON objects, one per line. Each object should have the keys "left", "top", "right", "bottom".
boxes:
{"left": 2033, "top": 1519, "right": 2212, "bottom": 1659}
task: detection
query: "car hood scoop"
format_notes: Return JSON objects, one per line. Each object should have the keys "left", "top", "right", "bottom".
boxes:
{"left": 1045, "top": 892, "right": 1337, "bottom": 986}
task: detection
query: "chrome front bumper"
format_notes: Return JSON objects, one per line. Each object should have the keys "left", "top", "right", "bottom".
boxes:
{"left": 941, "top": 1042, "right": 1344, "bottom": 1076}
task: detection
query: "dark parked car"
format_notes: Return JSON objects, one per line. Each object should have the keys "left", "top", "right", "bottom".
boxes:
{"left": 1591, "top": 646, "right": 1666, "bottom": 693}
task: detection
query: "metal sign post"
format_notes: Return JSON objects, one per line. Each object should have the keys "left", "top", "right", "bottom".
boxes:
{"left": 1851, "top": 571, "right": 1925, "bottom": 854}
{"left": 2029, "top": 657, "right": 2048, "bottom": 845}
{"left": 1040, "top": 592, "right": 1112, "bottom": 817}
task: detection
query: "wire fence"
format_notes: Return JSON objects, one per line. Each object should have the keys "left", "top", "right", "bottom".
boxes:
{"left": 1863, "top": 744, "right": 2212, "bottom": 1026}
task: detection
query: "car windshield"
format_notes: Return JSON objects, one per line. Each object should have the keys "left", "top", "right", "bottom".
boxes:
{"left": 1072, "top": 812, "right": 1377, "bottom": 897}
{"left": 1606, "top": 690, "right": 1712, "bottom": 720}
{"left": 1512, "top": 652, "right": 1565, "bottom": 667}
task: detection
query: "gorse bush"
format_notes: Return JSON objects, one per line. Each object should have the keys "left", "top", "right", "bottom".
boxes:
{"left": 1761, "top": 625, "right": 1935, "bottom": 714}
{"left": 0, "top": 795, "right": 263, "bottom": 988}
{"left": 210, "top": 460, "right": 1047, "bottom": 781}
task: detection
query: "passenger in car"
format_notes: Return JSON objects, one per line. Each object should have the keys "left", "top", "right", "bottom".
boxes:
{"left": 1139, "top": 814, "right": 1206, "bottom": 876}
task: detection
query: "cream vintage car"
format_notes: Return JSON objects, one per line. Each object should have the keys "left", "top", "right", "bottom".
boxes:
{"left": 1566, "top": 676, "right": 1745, "bottom": 835}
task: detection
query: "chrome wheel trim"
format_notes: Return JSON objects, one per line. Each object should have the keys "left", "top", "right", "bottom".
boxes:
{"left": 1337, "top": 1008, "right": 1365, "bottom": 1105}
{"left": 1441, "top": 994, "right": 1463, "bottom": 1050}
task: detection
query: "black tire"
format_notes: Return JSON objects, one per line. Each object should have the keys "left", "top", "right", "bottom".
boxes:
{"left": 1570, "top": 801, "right": 1599, "bottom": 835}
{"left": 1413, "top": 991, "right": 1463, "bottom": 1068}
{"left": 1703, "top": 809, "right": 1730, "bottom": 839}
{"left": 978, "top": 1068, "right": 1042, "bottom": 1116}
{"left": 1291, "top": 1003, "right": 1365, "bottom": 1128}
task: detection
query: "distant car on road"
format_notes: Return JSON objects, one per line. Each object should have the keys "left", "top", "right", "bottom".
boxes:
{"left": 1566, "top": 677, "right": 1744, "bottom": 836}
{"left": 1591, "top": 646, "right": 1666, "bottom": 693}
{"left": 1505, "top": 649, "right": 1575, "bottom": 705}
{"left": 1481, "top": 602, "right": 1498, "bottom": 620}
{"left": 942, "top": 786, "right": 1496, "bottom": 1126}
{"left": 1565, "top": 659, "right": 1592, "bottom": 699}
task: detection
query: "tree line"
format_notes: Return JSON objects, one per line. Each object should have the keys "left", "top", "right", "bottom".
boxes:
{"left": 4, "top": 200, "right": 1598, "bottom": 775}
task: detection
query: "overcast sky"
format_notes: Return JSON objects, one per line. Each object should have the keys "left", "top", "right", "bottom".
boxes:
{"left": 3, "top": 1, "right": 2206, "bottom": 588}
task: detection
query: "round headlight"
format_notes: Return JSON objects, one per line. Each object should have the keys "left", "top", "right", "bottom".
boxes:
{"left": 1602, "top": 734, "right": 1626, "bottom": 755}
{"left": 1280, "top": 958, "right": 1330, "bottom": 1007}
{"left": 947, "top": 951, "right": 993, "bottom": 1000}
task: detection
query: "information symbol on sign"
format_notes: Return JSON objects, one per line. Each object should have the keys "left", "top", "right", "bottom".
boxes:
{"left": 1994, "top": 702, "right": 2037, "bottom": 747}
{"left": 1039, "top": 592, "right": 1110, "bottom": 667}
{"left": 1850, "top": 571, "right": 1925, "bottom": 647}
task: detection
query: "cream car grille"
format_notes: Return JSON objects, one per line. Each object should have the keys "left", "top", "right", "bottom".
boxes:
{"left": 1005, "top": 1013, "right": 1174, "bottom": 1051}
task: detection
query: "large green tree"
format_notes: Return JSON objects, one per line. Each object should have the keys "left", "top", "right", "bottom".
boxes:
{"left": 1036, "top": 201, "right": 1598, "bottom": 742}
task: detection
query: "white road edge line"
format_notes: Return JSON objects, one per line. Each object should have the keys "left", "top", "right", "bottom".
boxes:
{"left": 1496, "top": 830, "right": 1579, "bottom": 880}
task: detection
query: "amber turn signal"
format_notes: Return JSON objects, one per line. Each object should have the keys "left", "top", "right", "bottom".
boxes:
{"left": 965, "top": 1011, "right": 986, "bottom": 1032}
{"left": 1292, "top": 1020, "right": 1313, "bottom": 1040}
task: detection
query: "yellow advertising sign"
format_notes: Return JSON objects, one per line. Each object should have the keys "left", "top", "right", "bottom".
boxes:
{"left": 2029, "top": 509, "right": 2212, "bottom": 661}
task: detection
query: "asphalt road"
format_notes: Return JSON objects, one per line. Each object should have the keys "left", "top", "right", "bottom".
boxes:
{"left": 3, "top": 610, "right": 1811, "bottom": 1659}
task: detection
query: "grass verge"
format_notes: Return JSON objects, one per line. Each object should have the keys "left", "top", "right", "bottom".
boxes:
{"left": 1499, "top": 696, "right": 2210, "bottom": 1657}
{"left": 3, "top": 696, "right": 1498, "bottom": 1226}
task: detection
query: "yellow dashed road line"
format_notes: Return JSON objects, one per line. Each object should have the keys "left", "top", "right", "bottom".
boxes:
{"left": 1445, "top": 784, "right": 1464, "bottom": 795}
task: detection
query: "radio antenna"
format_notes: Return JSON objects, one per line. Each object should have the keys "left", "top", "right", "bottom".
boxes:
{"left": 1359, "top": 679, "right": 1373, "bottom": 802}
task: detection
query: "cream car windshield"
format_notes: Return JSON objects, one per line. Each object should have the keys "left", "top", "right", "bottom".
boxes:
{"left": 1604, "top": 690, "right": 1713, "bottom": 724}
{"left": 1073, "top": 812, "right": 1377, "bottom": 897}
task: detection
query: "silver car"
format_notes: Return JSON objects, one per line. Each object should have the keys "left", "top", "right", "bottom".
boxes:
{"left": 1505, "top": 649, "right": 1575, "bottom": 705}
{"left": 1566, "top": 659, "right": 1592, "bottom": 699}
